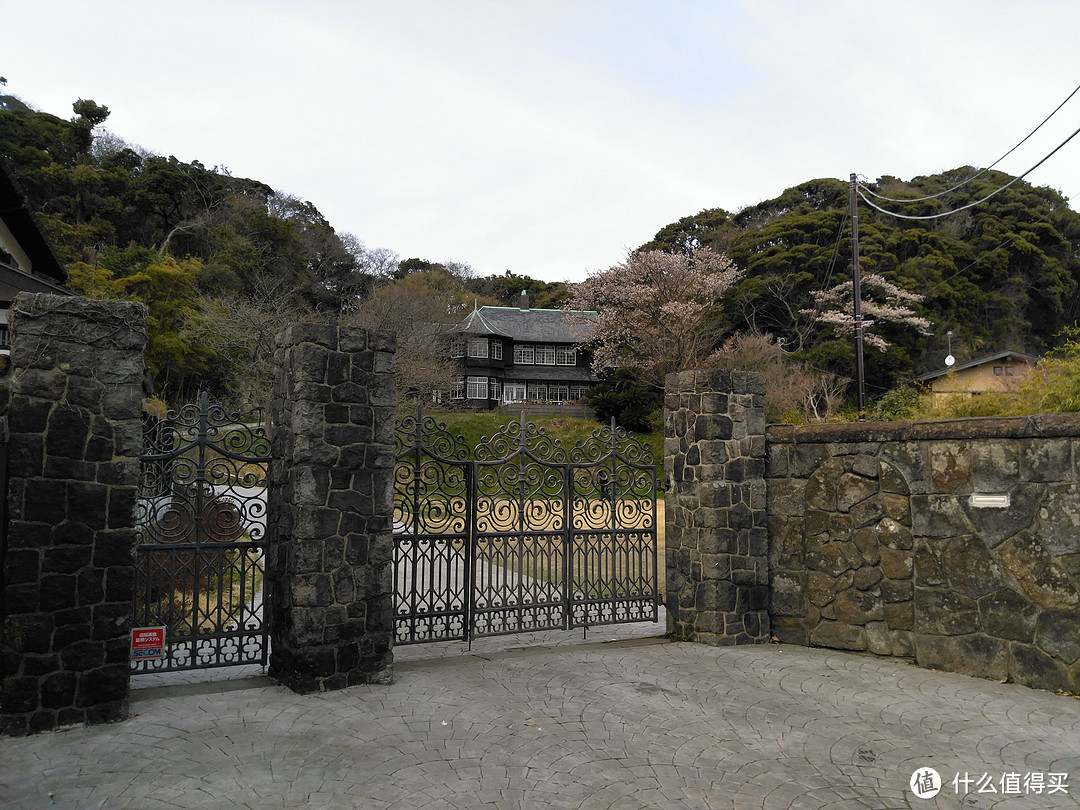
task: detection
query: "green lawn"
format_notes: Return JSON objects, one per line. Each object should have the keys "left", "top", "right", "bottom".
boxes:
{"left": 411, "top": 411, "right": 665, "bottom": 487}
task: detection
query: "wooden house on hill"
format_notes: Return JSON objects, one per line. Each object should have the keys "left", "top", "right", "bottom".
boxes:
{"left": 448, "top": 290, "right": 598, "bottom": 410}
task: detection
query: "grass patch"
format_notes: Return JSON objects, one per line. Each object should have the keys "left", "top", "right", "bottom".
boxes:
{"left": 415, "top": 411, "right": 665, "bottom": 489}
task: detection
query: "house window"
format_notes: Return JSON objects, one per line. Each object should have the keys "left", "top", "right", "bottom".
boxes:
{"left": 489, "top": 378, "right": 501, "bottom": 400}
{"left": 492, "top": 339, "right": 503, "bottom": 360}
{"left": 556, "top": 346, "right": 577, "bottom": 365}
{"left": 993, "top": 366, "right": 1003, "bottom": 376}
{"left": 450, "top": 379, "right": 465, "bottom": 399}
{"left": 550, "top": 384, "right": 569, "bottom": 402}
{"left": 527, "top": 382, "right": 548, "bottom": 401}
{"left": 504, "top": 383, "right": 526, "bottom": 402}
{"left": 1005, "top": 365, "right": 1014, "bottom": 376}
{"left": 535, "top": 344, "right": 556, "bottom": 365}
{"left": 467, "top": 376, "right": 488, "bottom": 399}
{"left": 467, "top": 338, "right": 489, "bottom": 358}
{"left": 570, "top": 385, "right": 590, "bottom": 401}
{"left": 450, "top": 337, "right": 465, "bottom": 358}
{"left": 514, "top": 344, "right": 534, "bottom": 364}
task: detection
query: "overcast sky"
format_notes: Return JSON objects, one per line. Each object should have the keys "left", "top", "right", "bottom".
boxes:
{"left": 6, "top": 1, "right": 1080, "bottom": 283}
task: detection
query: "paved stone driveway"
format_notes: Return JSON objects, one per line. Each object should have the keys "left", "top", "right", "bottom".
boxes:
{"left": 2, "top": 636, "right": 1079, "bottom": 809}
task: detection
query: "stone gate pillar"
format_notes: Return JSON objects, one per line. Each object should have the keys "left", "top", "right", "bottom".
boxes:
{"left": 268, "top": 324, "right": 396, "bottom": 693}
{"left": 664, "top": 370, "right": 770, "bottom": 645}
{"left": 1, "top": 293, "right": 147, "bottom": 736}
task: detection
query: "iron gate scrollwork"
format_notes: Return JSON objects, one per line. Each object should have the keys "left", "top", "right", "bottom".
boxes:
{"left": 132, "top": 392, "right": 270, "bottom": 672}
{"left": 394, "top": 409, "right": 659, "bottom": 644}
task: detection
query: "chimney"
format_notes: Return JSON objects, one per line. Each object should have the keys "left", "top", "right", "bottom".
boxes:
{"left": 519, "top": 289, "right": 529, "bottom": 310}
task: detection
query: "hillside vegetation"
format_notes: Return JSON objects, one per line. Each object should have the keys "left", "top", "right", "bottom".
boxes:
{"left": 0, "top": 97, "right": 568, "bottom": 409}
{"left": 642, "top": 174, "right": 1080, "bottom": 400}
{"left": 3, "top": 95, "right": 1080, "bottom": 421}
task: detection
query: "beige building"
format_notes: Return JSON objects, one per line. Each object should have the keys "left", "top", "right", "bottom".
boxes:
{"left": 917, "top": 350, "right": 1038, "bottom": 406}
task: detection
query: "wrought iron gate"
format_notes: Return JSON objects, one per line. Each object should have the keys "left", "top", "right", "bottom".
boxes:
{"left": 131, "top": 393, "right": 270, "bottom": 673}
{"left": 393, "top": 410, "right": 659, "bottom": 644}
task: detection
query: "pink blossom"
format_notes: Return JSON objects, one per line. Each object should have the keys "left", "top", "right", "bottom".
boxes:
{"left": 800, "top": 272, "right": 930, "bottom": 352}
{"left": 568, "top": 247, "right": 742, "bottom": 379}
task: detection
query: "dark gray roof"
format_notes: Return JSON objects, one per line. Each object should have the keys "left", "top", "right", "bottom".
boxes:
{"left": 455, "top": 305, "right": 512, "bottom": 338}
{"left": 470, "top": 306, "right": 595, "bottom": 344}
{"left": 917, "top": 350, "right": 1038, "bottom": 382}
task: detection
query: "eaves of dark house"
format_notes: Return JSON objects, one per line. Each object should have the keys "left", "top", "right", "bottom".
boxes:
{"left": 0, "top": 159, "right": 71, "bottom": 295}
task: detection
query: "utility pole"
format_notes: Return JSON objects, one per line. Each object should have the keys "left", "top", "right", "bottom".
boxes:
{"left": 849, "top": 173, "right": 866, "bottom": 419}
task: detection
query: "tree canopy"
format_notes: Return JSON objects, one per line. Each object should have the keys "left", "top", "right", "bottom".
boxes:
{"left": 0, "top": 98, "right": 391, "bottom": 403}
{"left": 6, "top": 91, "right": 1080, "bottom": 418}
{"left": 0, "top": 96, "right": 575, "bottom": 407}
{"left": 568, "top": 246, "right": 742, "bottom": 384}
{"left": 642, "top": 172, "right": 1080, "bottom": 399}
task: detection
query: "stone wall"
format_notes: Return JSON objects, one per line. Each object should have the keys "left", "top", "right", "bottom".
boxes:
{"left": 767, "top": 414, "right": 1080, "bottom": 693}
{"left": 664, "top": 370, "right": 770, "bottom": 645}
{"left": 1, "top": 293, "right": 146, "bottom": 735}
{"left": 0, "top": 298, "right": 403, "bottom": 730}
{"left": 267, "top": 324, "right": 397, "bottom": 693}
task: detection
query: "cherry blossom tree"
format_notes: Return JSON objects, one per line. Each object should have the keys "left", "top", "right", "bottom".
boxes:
{"left": 802, "top": 273, "right": 931, "bottom": 351}
{"left": 567, "top": 247, "right": 742, "bottom": 384}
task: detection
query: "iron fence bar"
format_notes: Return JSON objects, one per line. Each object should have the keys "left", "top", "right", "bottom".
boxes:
{"left": 131, "top": 540, "right": 264, "bottom": 552}
{"left": 650, "top": 455, "right": 659, "bottom": 617}
{"left": 465, "top": 450, "right": 476, "bottom": 647}
{"left": 408, "top": 404, "right": 423, "bottom": 640}
{"left": 393, "top": 405, "right": 473, "bottom": 645}
{"left": 393, "top": 408, "right": 659, "bottom": 645}
{"left": 137, "top": 395, "right": 270, "bottom": 466}
{"left": 133, "top": 392, "right": 270, "bottom": 673}
{"left": 190, "top": 392, "right": 209, "bottom": 647}
{"left": 563, "top": 453, "right": 573, "bottom": 637}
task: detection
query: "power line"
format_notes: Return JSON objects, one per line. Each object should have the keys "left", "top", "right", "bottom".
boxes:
{"left": 777, "top": 212, "right": 849, "bottom": 355}
{"left": 859, "top": 81, "right": 1080, "bottom": 204}
{"left": 856, "top": 122, "right": 1080, "bottom": 221}
{"left": 808, "top": 211, "right": 849, "bottom": 316}
{"left": 921, "top": 210, "right": 1055, "bottom": 298}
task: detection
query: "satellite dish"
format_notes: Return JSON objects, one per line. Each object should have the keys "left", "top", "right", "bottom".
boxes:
{"left": 945, "top": 354, "right": 956, "bottom": 367}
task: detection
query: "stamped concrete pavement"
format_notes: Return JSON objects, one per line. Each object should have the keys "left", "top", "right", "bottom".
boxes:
{"left": 2, "top": 633, "right": 1079, "bottom": 809}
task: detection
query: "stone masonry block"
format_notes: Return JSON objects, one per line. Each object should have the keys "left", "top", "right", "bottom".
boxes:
{"left": 664, "top": 367, "right": 769, "bottom": 649}
{"left": 269, "top": 323, "right": 396, "bottom": 694}
{"left": 283, "top": 323, "right": 338, "bottom": 349}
